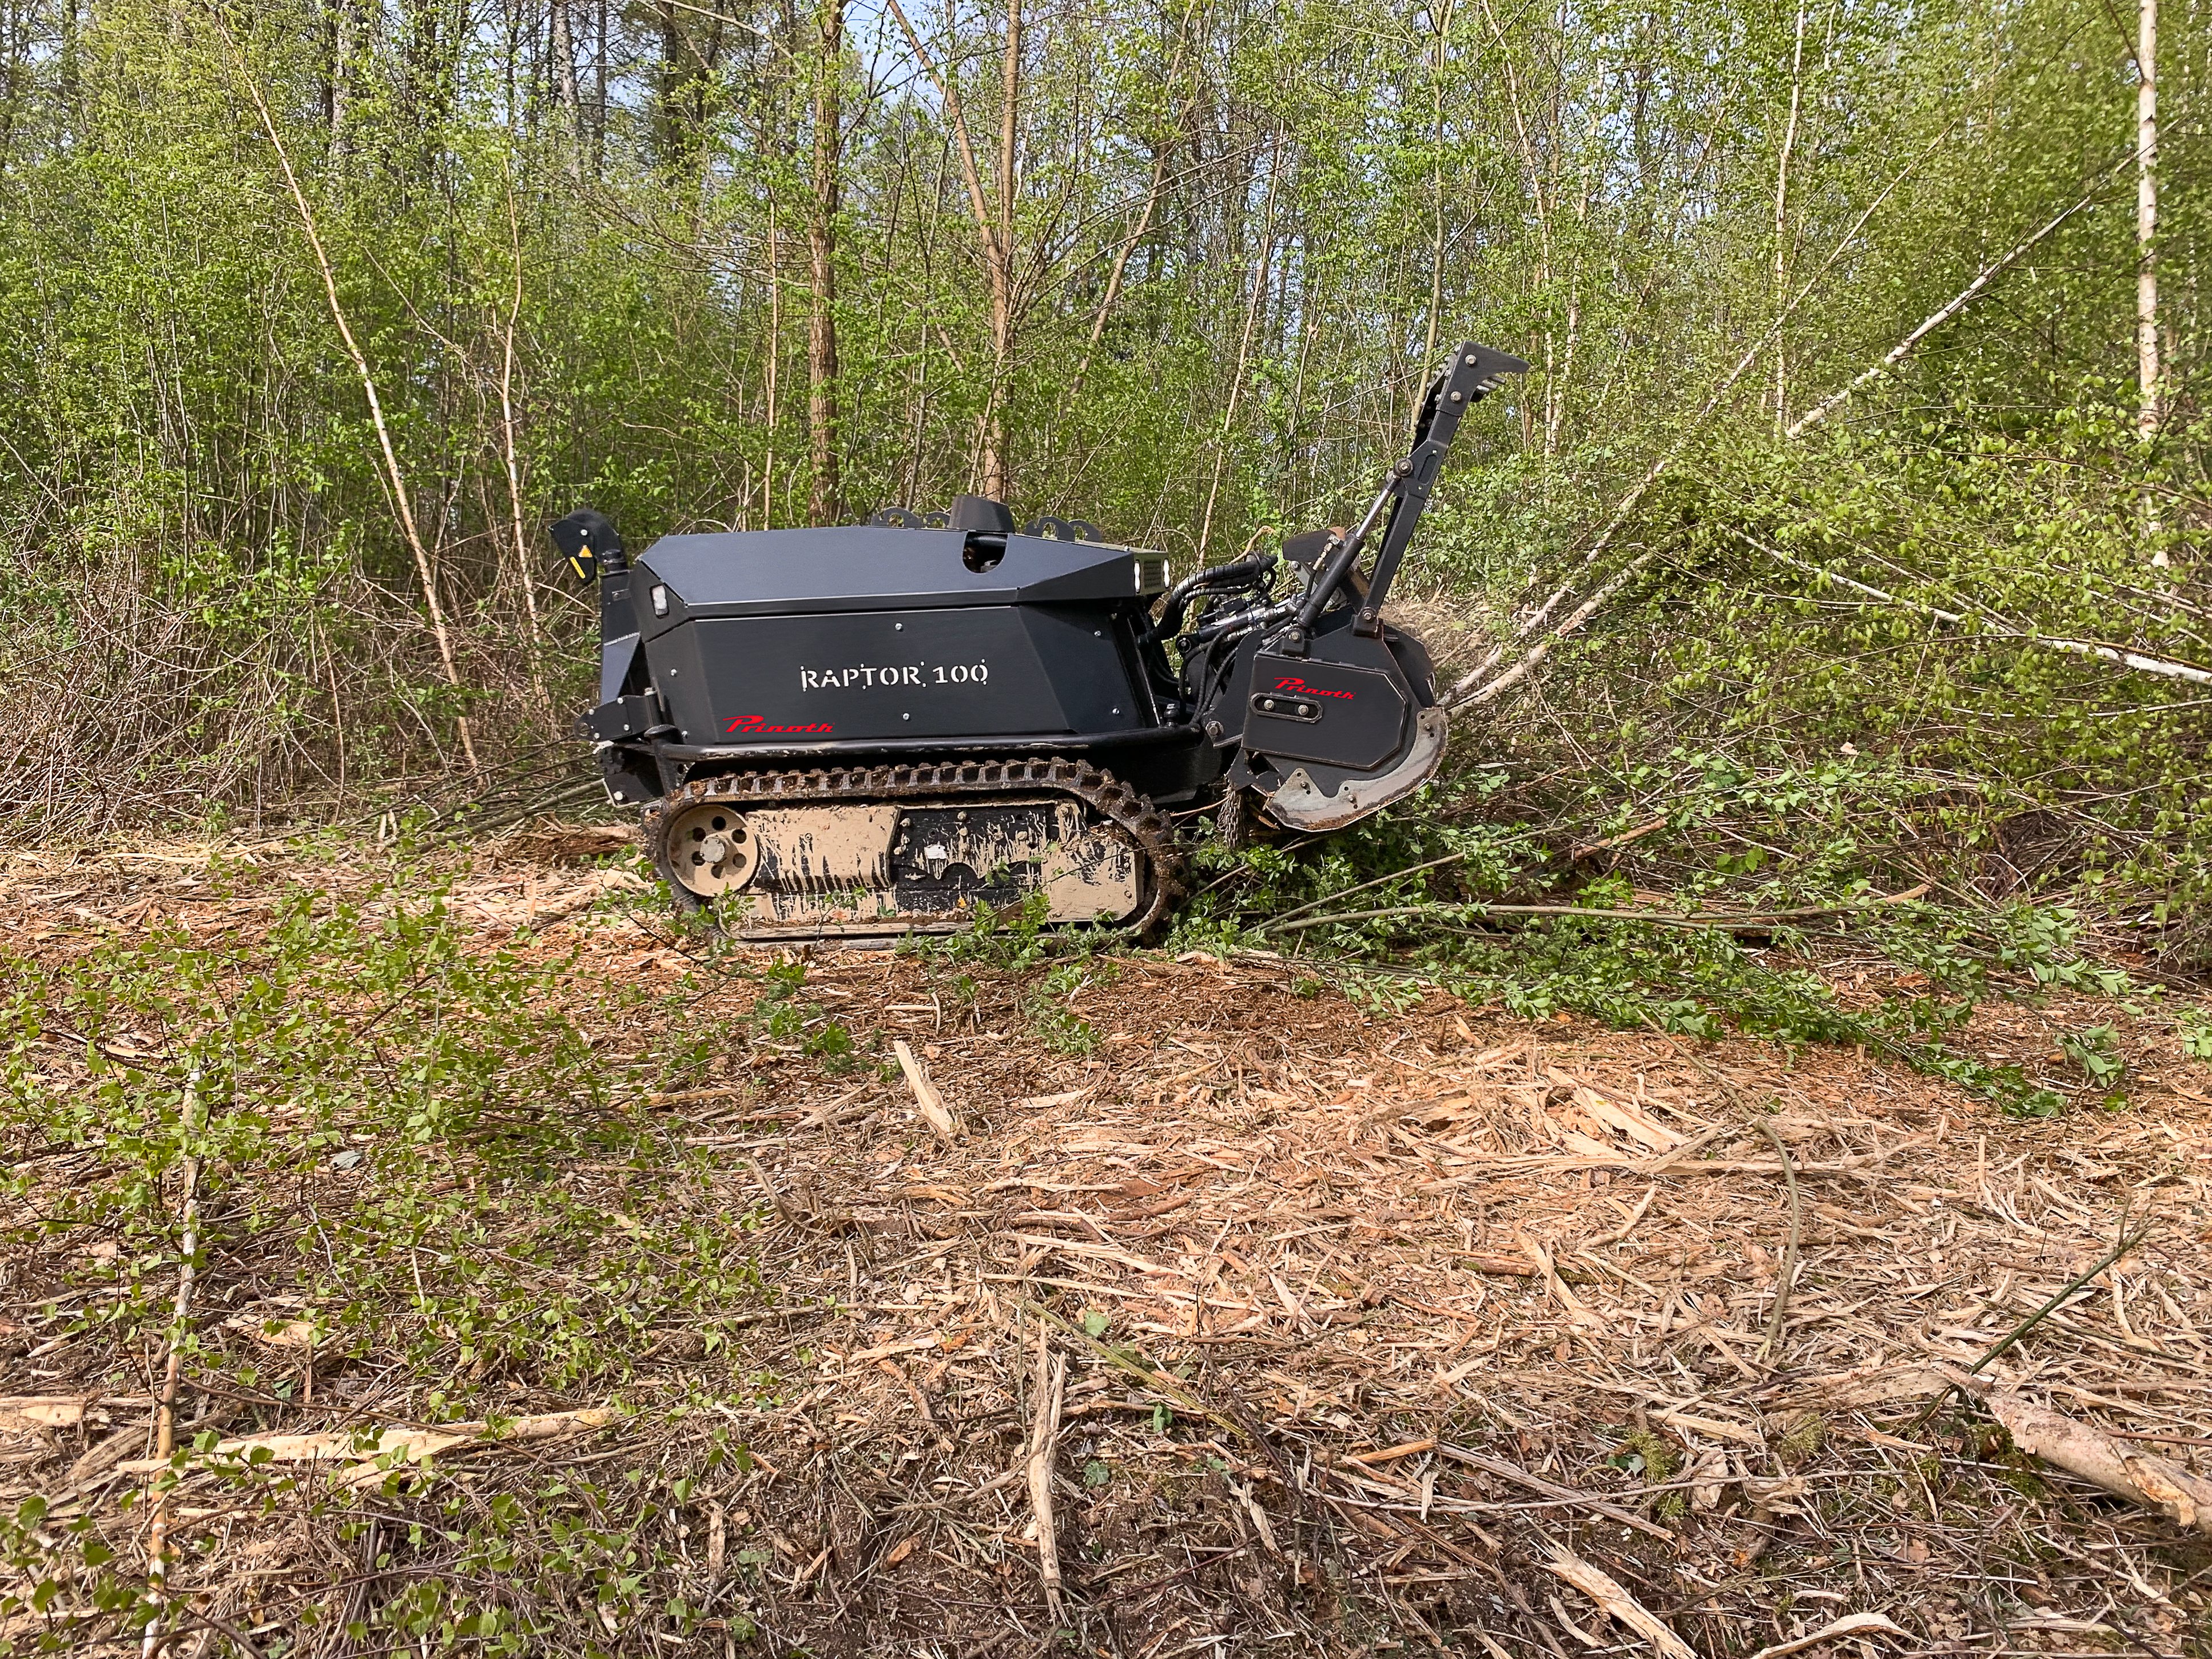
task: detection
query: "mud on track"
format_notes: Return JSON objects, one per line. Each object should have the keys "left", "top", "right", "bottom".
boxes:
{"left": 3, "top": 834, "right": 2210, "bottom": 1657}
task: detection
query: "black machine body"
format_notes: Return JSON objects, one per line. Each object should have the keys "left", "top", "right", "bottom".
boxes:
{"left": 563, "top": 344, "right": 1526, "bottom": 938}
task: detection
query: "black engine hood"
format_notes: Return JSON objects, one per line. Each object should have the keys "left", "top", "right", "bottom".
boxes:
{"left": 638, "top": 526, "right": 1157, "bottom": 618}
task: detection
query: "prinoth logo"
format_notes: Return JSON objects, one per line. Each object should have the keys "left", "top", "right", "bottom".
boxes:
{"left": 725, "top": 715, "right": 834, "bottom": 735}
{"left": 1272, "top": 675, "right": 1354, "bottom": 700}
{"left": 800, "top": 661, "right": 990, "bottom": 689}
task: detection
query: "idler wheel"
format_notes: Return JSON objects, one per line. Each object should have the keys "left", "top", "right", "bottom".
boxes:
{"left": 659, "top": 801, "right": 759, "bottom": 897}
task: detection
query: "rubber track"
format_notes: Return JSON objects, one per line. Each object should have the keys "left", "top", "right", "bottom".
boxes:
{"left": 643, "top": 757, "right": 1185, "bottom": 937}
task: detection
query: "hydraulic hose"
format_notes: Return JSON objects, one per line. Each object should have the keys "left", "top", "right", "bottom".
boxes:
{"left": 1141, "top": 551, "right": 1280, "bottom": 646}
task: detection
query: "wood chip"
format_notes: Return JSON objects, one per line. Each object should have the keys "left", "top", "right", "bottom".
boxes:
{"left": 893, "top": 1039, "right": 959, "bottom": 1140}
{"left": 0, "top": 1395, "right": 87, "bottom": 1431}
{"left": 1744, "top": 1613, "right": 1909, "bottom": 1659}
{"left": 1545, "top": 1544, "right": 1696, "bottom": 1659}
{"left": 116, "top": 1407, "right": 618, "bottom": 1483}
{"left": 1026, "top": 1336, "right": 1067, "bottom": 1618}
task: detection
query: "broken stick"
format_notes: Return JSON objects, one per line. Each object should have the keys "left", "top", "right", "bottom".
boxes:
{"left": 1026, "top": 1331, "right": 1068, "bottom": 1618}
{"left": 1986, "top": 1389, "right": 2212, "bottom": 1534}
{"left": 1545, "top": 1544, "right": 1696, "bottom": 1659}
{"left": 892, "top": 1040, "right": 958, "bottom": 1140}
{"left": 141, "top": 1065, "right": 205, "bottom": 1659}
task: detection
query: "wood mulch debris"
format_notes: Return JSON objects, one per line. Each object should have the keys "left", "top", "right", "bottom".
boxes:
{"left": 2, "top": 835, "right": 2210, "bottom": 1656}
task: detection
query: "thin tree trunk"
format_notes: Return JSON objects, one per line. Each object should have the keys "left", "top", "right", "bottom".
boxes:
{"left": 326, "top": 0, "right": 356, "bottom": 158}
{"left": 807, "top": 0, "right": 843, "bottom": 526}
{"left": 882, "top": 0, "right": 1019, "bottom": 500}
{"left": 551, "top": 0, "right": 582, "bottom": 152}
{"left": 984, "top": 0, "right": 1021, "bottom": 499}
{"left": 2138, "top": 0, "right": 2166, "bottom": 566}
{"left": 765, "top": 219, "right": 781, "bottom": 528}
{"left": 1772, "top": 0, "right": 1807, "bottom": 433}
{"left": 1060, "top": 23, "right": 1189, "bottom": 420}
{"left": 228, "top": 29, "right": 478, "bottom": 771}
{"left": 592, "top": 0, "right": 608, "bottom": 172}
{"left": 1197, "top": 135, "right": 1282, "bottom": 562}
{"left": 2137, "top": 0, "right": 2159, "bottom": 440}
{"left": 499, "top": 182, "right": 554, "bottom": 731}
{"left": 1477, "top": 0, "right": 1555, "bottom": 455}
{"left": 1425, "top": 0, "right": 1457, "bottom": 359}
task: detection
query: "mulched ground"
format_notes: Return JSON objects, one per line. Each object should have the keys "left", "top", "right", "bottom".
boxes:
{"left": 4, "top": 833, "right": 2210, "bottom": 1658}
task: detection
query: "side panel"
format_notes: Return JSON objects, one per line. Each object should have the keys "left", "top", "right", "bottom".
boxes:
{"left": 649, "top": 607, "right": 1143, "bottom": 746}
{"left": 1019, "top": 603, "right": 1149, "bottom": 733}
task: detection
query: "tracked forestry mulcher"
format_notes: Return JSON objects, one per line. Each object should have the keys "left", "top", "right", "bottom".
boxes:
{"left": 557, "top": 341, "right": 1526, "bottom": 939}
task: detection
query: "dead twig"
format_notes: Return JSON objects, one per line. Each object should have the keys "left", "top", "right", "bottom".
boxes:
{"left": 1435, "top": 1446, "right": 1674, "bottom": 1542}
{"left": 1908, "top": 1217, "right": 2157, "bottom": 1430}
{"left": 1026, "top": 1330, "right": 1068, "bottom": 1619}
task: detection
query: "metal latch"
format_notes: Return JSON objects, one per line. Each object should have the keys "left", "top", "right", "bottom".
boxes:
{"left": 1250, "top": 691, "right": 1323, "bottom": 723}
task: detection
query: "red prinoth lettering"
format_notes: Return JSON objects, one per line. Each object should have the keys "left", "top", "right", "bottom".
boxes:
{"left": 725, "top": 715, "right": 835, "bottom": 735}
{"left": 1271, "top": 675, "right": 1354, "bottom": 701}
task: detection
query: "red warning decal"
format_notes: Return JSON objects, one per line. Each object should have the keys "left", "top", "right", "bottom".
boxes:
{"left": 1271, "top": 675, "right": 1354, "bottom": 700}
{"left": 725, "top": 715, "right": 835, "bottom": 735}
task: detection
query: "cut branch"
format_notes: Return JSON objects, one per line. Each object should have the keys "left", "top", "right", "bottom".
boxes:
{"left": 1737, "top": 531, "right": 2212, "bottom": 685}
{"left": 1787, "top": 194, "right": 2095, "bottom": 438}
{"left": 139, "top": 1067, "right": 204, "bottom": 1659}
{"left": 1445, "top": 114, "right": 1968, "bottom": 710}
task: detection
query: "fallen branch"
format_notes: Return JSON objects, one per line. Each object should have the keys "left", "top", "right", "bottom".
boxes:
{"left": 1737, "top": 531, "right": 2212, "bottom": 686}
{"left": 1260, "top": 885, "right": 1928, "bottom": 937}
{"left": 1787, "top": 194, "right": 2095, "bottom": 438}
{"left": 745, "top": 1154, "right": 799, "bottom": 1227}
{"left": 1985, "top": 1389, "right": 2212, "bottom": 1533}
{"left": 1460, "top": 540, "right": 1671, "bottom": 709}
{"left": 1259, "top": 849, "right": 1472, "bottom": 929}
{"left": 1572, "top": 815, "right": 1669, "bottom": 861}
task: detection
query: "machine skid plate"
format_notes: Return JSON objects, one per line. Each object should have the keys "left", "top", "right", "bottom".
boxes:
{"left": 645, "top": 758, "right": 1183, "bottom": 940}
